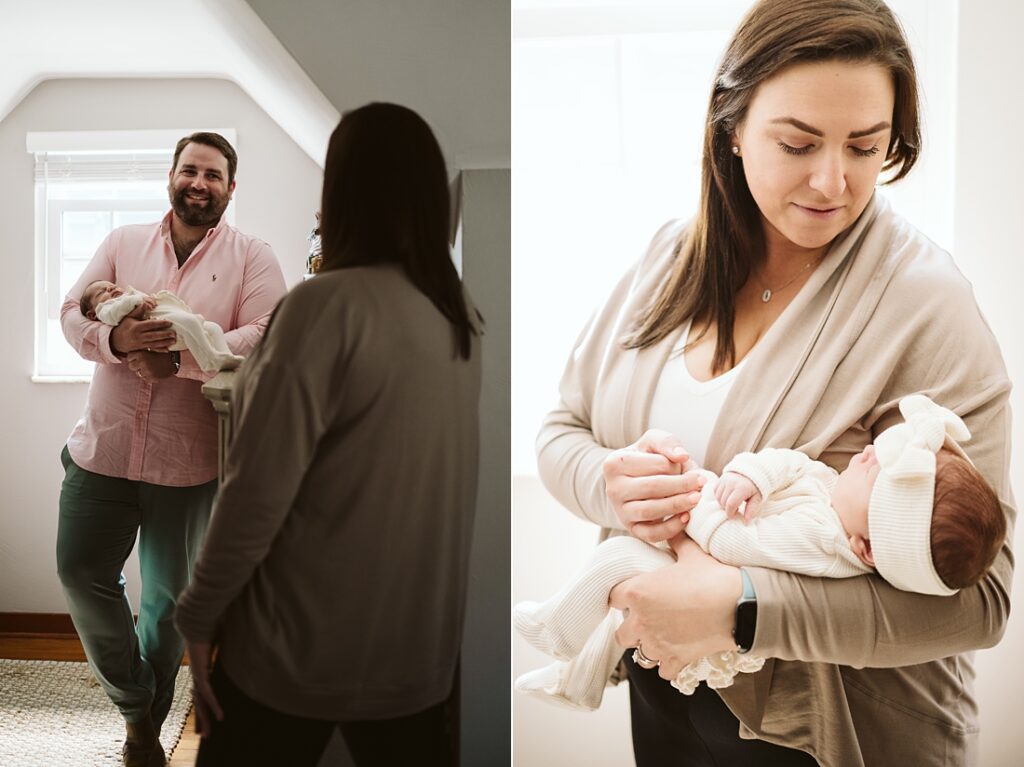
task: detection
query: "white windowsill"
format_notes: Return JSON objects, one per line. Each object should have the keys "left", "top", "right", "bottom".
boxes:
{"left": 31, "top": 375, "right": 92, "bottom": 384}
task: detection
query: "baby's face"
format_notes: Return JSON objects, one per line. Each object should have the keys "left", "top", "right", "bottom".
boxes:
{"left": 833, "top": 444, "right": 882, "bottom": 541}
{"left": 85, "top": 281, "right": 124, "bottom": 312}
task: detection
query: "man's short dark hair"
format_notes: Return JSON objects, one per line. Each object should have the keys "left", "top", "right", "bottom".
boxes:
{"left": 172, "top": 132, "right": 237, "bottom": 184}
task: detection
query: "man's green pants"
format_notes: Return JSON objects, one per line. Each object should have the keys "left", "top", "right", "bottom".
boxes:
{"left": 56, "top": 446, "right": 216, "bottom": 728}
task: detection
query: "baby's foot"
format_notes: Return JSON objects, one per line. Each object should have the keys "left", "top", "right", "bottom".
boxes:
{"left": 515, "top": 663, "right": 604, "bottom": 711}
{"left": 513, "top": 536, "right": 672, "bottom": 659}
{"left": 515, "top": 612, "right": 624, "bottom": 710}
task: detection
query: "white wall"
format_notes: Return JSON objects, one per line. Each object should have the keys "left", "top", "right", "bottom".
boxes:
{"left": 954, "top": 2, "right": 1024, "bottom": 766}
{"left": 0, "top": 77, "right": 323, "bottom": 613}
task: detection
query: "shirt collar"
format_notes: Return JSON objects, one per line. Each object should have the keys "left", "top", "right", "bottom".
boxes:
{"left": 159, "top": 209, "right": 229, "bottom": 243}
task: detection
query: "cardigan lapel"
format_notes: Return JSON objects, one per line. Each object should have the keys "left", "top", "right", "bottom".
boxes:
{"left": 704, "top": 194, "right": 894, "bottom": 471}
{"left": 591, "top": 227, "right": 688, "bottom": 447}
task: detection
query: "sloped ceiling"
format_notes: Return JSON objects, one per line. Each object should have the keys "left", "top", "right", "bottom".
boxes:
{"left": 0, "top": 0, "right": 339, "bottom": 166}
{"left": 243, "top": 0, "right": 511, "bottom": 169}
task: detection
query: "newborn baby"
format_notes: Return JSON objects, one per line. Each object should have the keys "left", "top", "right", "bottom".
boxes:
{"left": 514, "top": 396, "right": 1005, "bottom": 709}
{"left": 81, "top": 280, "right": 244, "bottom": 373}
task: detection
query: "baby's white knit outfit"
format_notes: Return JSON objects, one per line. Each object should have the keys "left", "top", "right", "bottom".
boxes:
{"left": 96, "top": 289, "right": 244, "bottom": 373}
{"left": 515, "top": 448, "right": 873, "bottom": 710}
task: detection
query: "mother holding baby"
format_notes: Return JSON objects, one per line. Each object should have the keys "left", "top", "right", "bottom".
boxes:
{"left": 537, "top": 1, "right": 1013, "bottom": 765}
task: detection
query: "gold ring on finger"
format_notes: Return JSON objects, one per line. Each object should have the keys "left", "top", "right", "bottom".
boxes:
{"left": 633, "top": 641, "right": 660, "bottom": 670}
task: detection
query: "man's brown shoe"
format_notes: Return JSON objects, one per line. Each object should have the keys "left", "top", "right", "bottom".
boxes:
{"left": 122, "top": 716, "right": 166, "bottom": 767}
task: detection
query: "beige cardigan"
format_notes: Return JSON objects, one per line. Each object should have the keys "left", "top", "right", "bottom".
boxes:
{"left": 537, "top": 194, "right": 1014, "bottom": 767}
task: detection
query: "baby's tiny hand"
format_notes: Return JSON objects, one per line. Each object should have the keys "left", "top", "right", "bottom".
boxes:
{"left": 714, "top": 472, "right": 762, "bottom": 520}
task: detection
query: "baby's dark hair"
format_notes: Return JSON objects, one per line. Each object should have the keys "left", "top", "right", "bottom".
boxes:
{"left": 79, "top": 283, "right": 99, "bottom": 317}
{"left": 931, "top": 448, "right": 1005, "bottom": 589}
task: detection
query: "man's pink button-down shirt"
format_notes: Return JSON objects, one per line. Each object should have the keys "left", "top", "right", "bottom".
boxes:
{"left": 61, "top": 211, "right": 288, "bottom": 487}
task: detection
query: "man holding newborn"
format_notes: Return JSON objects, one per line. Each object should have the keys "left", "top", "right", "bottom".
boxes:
{"left": 56, "top": 132, "right": 286, "bottom": 767}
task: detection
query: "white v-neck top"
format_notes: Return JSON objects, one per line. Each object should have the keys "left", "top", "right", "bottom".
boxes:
{"left": 647, "top": 322, "right": 745, "bottom": 467}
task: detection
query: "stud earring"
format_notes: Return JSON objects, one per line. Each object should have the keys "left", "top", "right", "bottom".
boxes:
{"left": 731, "top": 146, "right": 741, "bottom": 156}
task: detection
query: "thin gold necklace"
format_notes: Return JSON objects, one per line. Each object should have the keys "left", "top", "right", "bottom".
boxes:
{"left": 757, "top": 257, "right": 820, "bottom": 303}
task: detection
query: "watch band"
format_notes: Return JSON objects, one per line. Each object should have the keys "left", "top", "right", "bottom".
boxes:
{"left": 733, "top": 567, "right": 757, "bottom": 654}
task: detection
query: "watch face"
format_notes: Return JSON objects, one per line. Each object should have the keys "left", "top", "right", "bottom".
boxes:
{"left": 734, "top": 598, "right": 757, "bottom": 653}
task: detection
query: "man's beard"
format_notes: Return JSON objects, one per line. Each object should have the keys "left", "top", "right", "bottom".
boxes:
{"left": 169, "top": 186, "right": 230, "bottom": 228}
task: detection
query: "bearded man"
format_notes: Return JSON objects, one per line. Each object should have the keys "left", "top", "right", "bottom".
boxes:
{"left": 56, "top": 133, "right": 287, "bottom": 767}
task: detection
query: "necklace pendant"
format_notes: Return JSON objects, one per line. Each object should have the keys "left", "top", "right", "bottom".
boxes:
{"left": 762, "top": 289, "right": 772, "bottom": 303}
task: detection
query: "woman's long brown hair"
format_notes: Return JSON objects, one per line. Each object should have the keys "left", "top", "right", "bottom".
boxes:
{"left": 627, "top": 0, "right": 921, "bottom": 373}
{"left": 318, "top": 103, "right": 480, "bottom": 359}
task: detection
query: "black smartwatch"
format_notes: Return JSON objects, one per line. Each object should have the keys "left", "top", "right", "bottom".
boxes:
{"left": 733, "top": 567, "right": 757, "bottom": 654}
{"left": 169, "top": 350, "right": 181, "bottom": 375}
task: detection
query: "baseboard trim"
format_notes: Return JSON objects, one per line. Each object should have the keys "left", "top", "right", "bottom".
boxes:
{"left": 0, "top": 612, "right": 188, "bottom": 665}
{"left": 0, "top": 612, "right": 78, "bottom": 637}
{"left": 0, "top": 613, "right": 86, "bottom": 661}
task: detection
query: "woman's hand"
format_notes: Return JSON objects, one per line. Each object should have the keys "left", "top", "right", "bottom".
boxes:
{"left": 609, "top": 537, "right": 742, "bottom": 682}
{"left": 602, "top": 429, "right": 706, "bottom": 543}
{"left": 715, "top": 472, "right": 763, "bottom": 520}
{"left": 185, "top": 639, "right": 224, "bottom": 738}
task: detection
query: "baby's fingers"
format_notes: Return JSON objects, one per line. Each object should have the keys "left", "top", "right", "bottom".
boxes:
{"left": 724, "top": 489, "right": 747, "bottom": 518}
{"left": 744, "top": 494, "right": 763, "bottom": 520}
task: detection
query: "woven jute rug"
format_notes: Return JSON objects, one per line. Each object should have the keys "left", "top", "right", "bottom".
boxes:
{"left": 0, "top": 659, "right": 192, "bottom": 766}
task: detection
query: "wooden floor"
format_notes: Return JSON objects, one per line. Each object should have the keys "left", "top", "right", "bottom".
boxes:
{"left": 168, "top": 709, "right": 199, "bottom": 766}
{"left": 0, "top": 633, "right": 201, "bottom": 765}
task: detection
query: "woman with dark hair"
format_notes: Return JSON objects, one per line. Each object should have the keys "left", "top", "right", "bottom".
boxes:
{"left": 537, "top": 1, "right": 1012, "bottom": 764}
{"left": 175, "top": 103, "right": 482, "bottom": 766}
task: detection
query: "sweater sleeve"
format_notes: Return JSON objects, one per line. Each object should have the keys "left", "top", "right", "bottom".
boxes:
{"left": 535, "top": 270, "right": 642, "bottom": 530}
{"left": 536, "top": 221, "right": 686, "bottom": 531}
{"left": 175, "top": 289, "right": 337, "bottom": 642}
{"left": 749, "top": 269, "right": 1014, "bottom": 667}
{"left": 722, "top": 448, "right": 816, "bottom": 501}
{"left": 534, "top": 317, "right": 621, "bottom": 530}
{"left": 692, "top": 499, "right": 872, "bottom": 578}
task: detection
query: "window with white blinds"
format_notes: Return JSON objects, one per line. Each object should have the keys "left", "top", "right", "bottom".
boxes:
{"left": 27, "top": 129, "right": 235, "bottom": 379}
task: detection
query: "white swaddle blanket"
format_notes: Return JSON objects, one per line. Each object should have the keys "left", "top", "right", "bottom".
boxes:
{"left": 96, "top": 288, "right": 244, "bottom": 373}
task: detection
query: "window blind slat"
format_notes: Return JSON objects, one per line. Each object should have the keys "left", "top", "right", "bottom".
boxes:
{"left": 34, "top": 152, "right": 173, "bottom": 182}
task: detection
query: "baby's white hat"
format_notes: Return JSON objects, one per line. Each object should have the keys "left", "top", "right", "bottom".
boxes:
{"left": 868, "top": 395, "right": 971, "bottom": 596}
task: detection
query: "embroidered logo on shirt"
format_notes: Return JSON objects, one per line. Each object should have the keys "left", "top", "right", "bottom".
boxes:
{"left": 212, "top": 274, "right": 217, "bottom": 281}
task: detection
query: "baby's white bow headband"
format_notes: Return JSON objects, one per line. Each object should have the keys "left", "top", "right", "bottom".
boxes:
{"left": 869, "top": 395, "right": 971, "bottom": 596}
